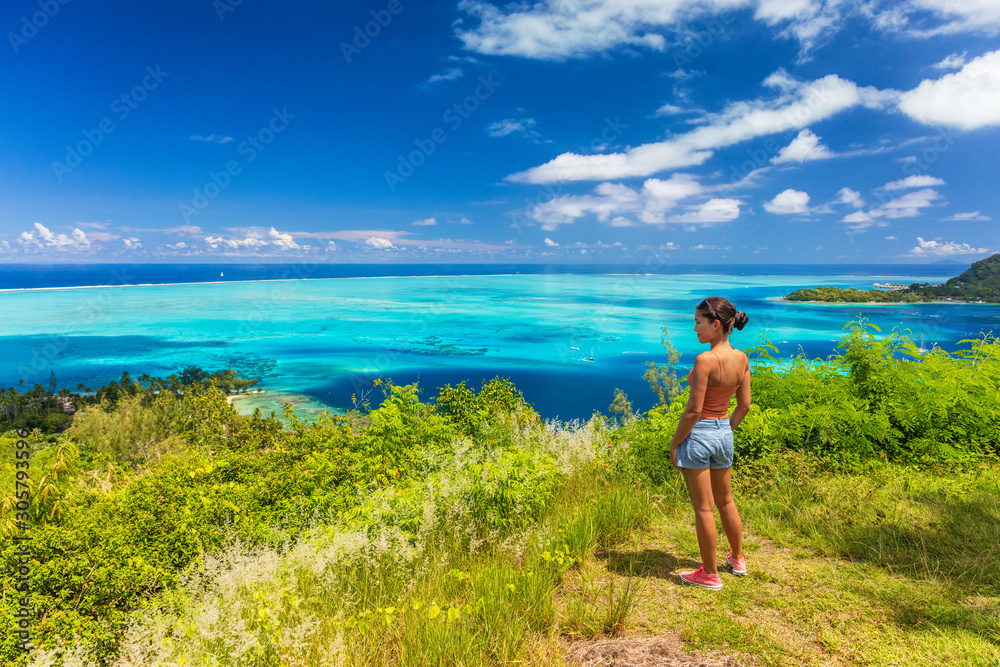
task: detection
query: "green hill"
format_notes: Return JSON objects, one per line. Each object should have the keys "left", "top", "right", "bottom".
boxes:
{"left": 786, "top": 253, "right": 1000, "bottom": 303}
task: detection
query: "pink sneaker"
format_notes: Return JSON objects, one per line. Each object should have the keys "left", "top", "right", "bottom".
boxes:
{"left": 679, "top": 566, "right": 723, "bottom": 590}
{"left": 727, "top": 552, "right": 747, "bottom": 576}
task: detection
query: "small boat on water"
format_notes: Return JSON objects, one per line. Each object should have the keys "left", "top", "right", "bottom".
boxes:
{"left": 570, "top": 346, "right": 579, "bottom": 350}
{"left": 220, "top": 271, "right": 224, "bottom": 277}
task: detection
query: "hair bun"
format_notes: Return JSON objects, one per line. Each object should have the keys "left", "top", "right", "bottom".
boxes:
{"left": 734, "top": 311, "right": 749, "bottom": 331}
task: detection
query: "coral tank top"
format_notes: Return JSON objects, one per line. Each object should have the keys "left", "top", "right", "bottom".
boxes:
{"left": 687, "top": 349, "right": 748, "bottom": 419}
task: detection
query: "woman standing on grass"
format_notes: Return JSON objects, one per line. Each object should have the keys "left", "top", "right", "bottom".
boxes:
{"left": 670, "top": 296, "right": 751, "bottom": 590}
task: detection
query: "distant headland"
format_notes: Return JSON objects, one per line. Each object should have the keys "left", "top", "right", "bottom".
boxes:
{"left": 784, "top": 253, "right": 1000, "bottom": 304}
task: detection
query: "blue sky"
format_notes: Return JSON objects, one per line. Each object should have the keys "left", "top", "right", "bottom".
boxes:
{"left": 2, "top": 0, "right": 999, "bottom": 263}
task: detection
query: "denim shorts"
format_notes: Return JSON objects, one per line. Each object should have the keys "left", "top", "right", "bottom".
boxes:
{"left": 675, "top": 418, "right": 733, "bottom": 470}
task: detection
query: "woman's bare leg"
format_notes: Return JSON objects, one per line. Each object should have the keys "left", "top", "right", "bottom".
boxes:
{"left": 710, "top": 467, "right": 743, "bottom": 558}
{"left": 682, "top": 466, "right": 718, "bottom": 574}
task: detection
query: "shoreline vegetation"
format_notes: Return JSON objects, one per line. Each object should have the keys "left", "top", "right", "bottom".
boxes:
{"left": 772, "top": 296, "right": 983, "bottom": 305}
{"left": 784, "top": 252, "right": 1000, "bottom": 303}
{"left": 2, "top": 317, "right": 999, "bottom": 666}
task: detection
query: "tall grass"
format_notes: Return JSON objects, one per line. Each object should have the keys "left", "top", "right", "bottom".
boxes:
{"left": 728, "top": 451, "right": 1000, "bottom": 655}
{"left": 25, "top": 414, "right": 653, "bottom": 667}
{"left": 736, "top": 452, "right": 1000, "bottom": 591}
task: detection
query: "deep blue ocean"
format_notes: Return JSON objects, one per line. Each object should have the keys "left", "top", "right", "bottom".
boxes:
{"left": 0, "top": 262, "right": 969, "bottom": 290}
{"left": 3, "top": 262, "right": 995, "bottom": 420}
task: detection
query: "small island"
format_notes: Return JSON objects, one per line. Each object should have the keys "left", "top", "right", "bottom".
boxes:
{"left": 785, "top": 253, "right": 1000, "bottom": 303}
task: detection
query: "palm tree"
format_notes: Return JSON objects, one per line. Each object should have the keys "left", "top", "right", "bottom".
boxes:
{"left": 1, "top": 388, "right": 16, "bottom": 424}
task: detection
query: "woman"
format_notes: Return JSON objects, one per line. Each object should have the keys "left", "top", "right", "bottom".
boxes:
{"left": 670, "top": 296, "right": 750, "bottom": 590}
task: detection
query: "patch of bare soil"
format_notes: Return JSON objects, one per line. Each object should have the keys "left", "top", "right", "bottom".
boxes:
{"left": 566, "top": 635, "right": 749, "bottom": 667}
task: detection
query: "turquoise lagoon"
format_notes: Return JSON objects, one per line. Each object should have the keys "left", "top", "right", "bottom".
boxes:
{"left": 3, "top": 270, "right": 997, "bottom": 419}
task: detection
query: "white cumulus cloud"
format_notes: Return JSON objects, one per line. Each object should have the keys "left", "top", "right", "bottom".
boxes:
{"left": 203, "top": 227, "right": 300, "bottom": 252}
{"left": 527, "top": 173, "right": 705, "bottom": 227}
{"left": 205, "top": 235, "right": 262, "bottom": 250}
{"left": 771, "top": 128, "right": 835, "bottom": 164}
{"left": 365, "top": 236, "right": 396, "bottom": 249}
{"left": 898, "top": 49, "right": 1000, "bottom": 130}
{"left": 411, "top": 217, "right": 438, "bottom": 226}
{"left": 668, "top": 198, "right": 741, "bottom": 223}
{"left": 544, "top": 237, "right": 559, "bottom": 247}
{"left": 764, "top": 189, "right": 811, "bottom": 214}
{"left": 457, "top": 0, "right": 682, "bottom": 60}
{"left": 268, "top": 227, "right": 299, "bottom": 250}
{"left": 19, "top": 222, "right": 91, "bottom": 249}
{"left": 908, "top": 236, "right": 991, "bottom": 257}
{"left": 842, "top": 211, "right": 878, "bottom": 229}
{"left": 837, "top": 187, "right": 864, "bottom": 208}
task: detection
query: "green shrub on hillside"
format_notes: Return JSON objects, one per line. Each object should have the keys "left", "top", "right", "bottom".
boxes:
{"left": 0, "top": 375, "right": 552, "bottom": 665}
{"left": 434, "top": 376, "right": 536, "bottom": 437}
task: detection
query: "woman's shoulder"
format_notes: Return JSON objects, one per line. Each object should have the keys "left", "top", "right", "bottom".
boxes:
{"left": 735, "top": 348, "right": 751, "bottom": 374}
{"left": 728, "top": 345, "right": 748, "bottom": 360}
{"left": 693, "top": 350, "right": 717, "bottom": 365}
{"left": 689, "top": 352, "right": 715, "bottom": 377}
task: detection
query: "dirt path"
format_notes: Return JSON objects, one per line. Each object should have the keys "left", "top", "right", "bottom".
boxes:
{"left": 541, "top": 504, "right": 998, "bottom": 666}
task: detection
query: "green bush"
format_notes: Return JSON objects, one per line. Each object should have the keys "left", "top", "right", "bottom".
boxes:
{"left": 434, "top": 377, "right": 536, "bottom": 437}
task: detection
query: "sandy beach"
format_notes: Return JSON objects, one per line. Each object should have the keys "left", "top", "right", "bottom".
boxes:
{"left": 225, "top": 389, "right": 266, "bottom": 404}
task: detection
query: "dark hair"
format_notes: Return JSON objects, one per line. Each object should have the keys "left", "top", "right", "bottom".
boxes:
{"left": 697, "top": 296, "right": 748, "bottom": 335}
